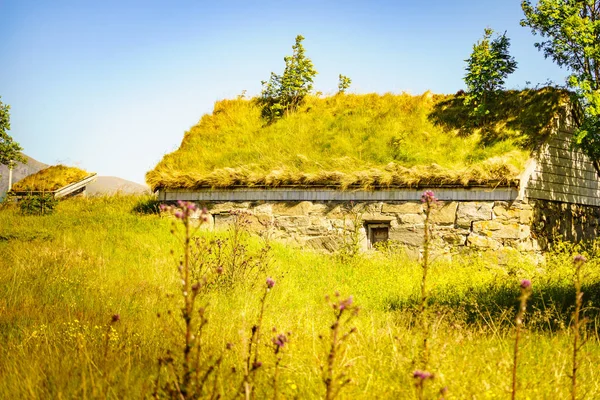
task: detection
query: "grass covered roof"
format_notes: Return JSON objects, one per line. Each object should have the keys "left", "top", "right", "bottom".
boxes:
{"left": 12, "top": 165, "right": 92, "bottom": 193}
{"left": 147, "top": 88, "right": 571, "bottom": 191}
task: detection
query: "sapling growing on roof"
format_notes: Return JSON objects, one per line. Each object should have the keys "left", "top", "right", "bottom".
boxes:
{"left": 464, "top": 28, "right": 517, "bottom": 123}
{"left": 260, "top": 35, "right": 317, "bottom": 122}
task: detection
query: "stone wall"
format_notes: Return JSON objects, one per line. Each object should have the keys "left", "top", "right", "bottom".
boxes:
{"left": 193, "top": 200, "right": 539, "bottom": 256}
{"left": 531, "top": 199, "right": 600, "bottom": 249}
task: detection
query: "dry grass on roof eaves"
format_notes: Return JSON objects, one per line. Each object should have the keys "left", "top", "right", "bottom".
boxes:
{"left": 11, "top": 165, "right": 90, "bottom": 192}
{"left": 146, "top": 88, "right": 571, "bottom": 192}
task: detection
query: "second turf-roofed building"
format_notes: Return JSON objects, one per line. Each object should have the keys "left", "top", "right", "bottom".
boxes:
{"left": 147, "top": 88, "right": 600, "bottom": 255}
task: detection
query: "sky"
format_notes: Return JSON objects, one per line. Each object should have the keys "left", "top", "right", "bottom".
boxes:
{"left": 0, "top": 0, "right": 569, "bottom": 185}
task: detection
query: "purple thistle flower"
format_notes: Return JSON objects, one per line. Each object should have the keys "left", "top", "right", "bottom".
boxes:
{"left": 520, "top": 279, "right": 532, "bottom": 290}
{"left": 574, "top": 255, "right": 587, "bottom": 263}
{"left": 412, "top": 370, "right": 434, "bottom": 380}
{"left": 272, "top": 333, "right": 288, "bottom": 348}
{"left": 421, "top": 190, "right": 436, "bottom": 204}
{"left": 251, "top": 361, "right": 263, "bottom": 370}
{"left": 174, "top": 211, "right": 184, "bottom": 220}
{"left": 266, "top": 277, "right": 275, "bottom": 289}
{"left": 339, "top": 296, "right": 353, "bottom": 311}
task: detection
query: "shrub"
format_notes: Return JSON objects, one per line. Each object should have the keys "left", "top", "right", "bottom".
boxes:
{"left": 19, "top": 193, "right": 57, "bottom": 216}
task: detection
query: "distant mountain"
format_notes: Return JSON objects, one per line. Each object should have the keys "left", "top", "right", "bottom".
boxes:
{"left": 86, "top": 176, "right": 149, "bottom": 196}
{"left": 0, "top": 155, "right": 48, "bottom": 197}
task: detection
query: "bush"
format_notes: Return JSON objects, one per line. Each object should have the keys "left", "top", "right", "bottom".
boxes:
{"left": 19, "top": 193, "right": 58, "bottom": 216}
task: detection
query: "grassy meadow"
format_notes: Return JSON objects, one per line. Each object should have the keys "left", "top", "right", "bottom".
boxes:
{"left": 147, "top": 88, "right": 569, "bottom": 191}
{"left": 1, "top": 195, "right": 599, "bottom": 399}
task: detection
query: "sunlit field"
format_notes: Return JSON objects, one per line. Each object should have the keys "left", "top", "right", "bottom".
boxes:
{"left": 1, "top": 196, "right": 599, "bottom": 399}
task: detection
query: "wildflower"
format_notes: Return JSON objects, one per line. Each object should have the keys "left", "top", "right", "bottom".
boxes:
{"left": 520, "top": 279, "right": 532, "bottom": 290}
{"left": 266, "top": 277, "right": 275, "bottom": 289}
{"left": 412, "top": 370, "right": 434, "bottom": 380}
{"left": 339, "top": 296, "right": 353, "bottom": 311}
{"left": 111, "top": 314, "right": 120, "bottom": 323}
{"left": 421, "top": 190, "right": 436, "bottom": 204}
{"left": 252, "top": 361, "right": 263, "bottom": 370}
{"left": 174, "top": 211, "right": 184, "bottom": 220}
{"left": 272, "top": 333, "right": 288, "bottom": 348}
{"left": 574, "top": 254, "right": 586, "bottom": 263}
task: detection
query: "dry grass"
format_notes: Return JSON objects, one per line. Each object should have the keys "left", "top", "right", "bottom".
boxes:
{"left": 11, "top": 165, "right": 91, "bottom": 193}
{"left": 147, "top": 88, "right": 571, "bottom": 191}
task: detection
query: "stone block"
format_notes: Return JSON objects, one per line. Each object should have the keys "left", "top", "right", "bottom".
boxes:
{"left": 272, "top": 201, "right": 313, "bottom": 216}
{"left": 441, "top": 231, "right": 468, "bottom": 246}
{"left": 362, "top": 213, "right": 395, "bottom": 222}
{"left": 493, "top": 203, "right": 532, "bottom": 223}
{"left": 382, "top": 202, "right": 423, "bottom": 214}
{"left": 305, "top": 236, "right": 342, "bottom": 252}
{"left": 467, "top": 234, "right": 502, "bottom": 250}
{"left": 389, "top": 226, "right": 424, "bottom": 247}
{"left": 429, "top": 202, "right": 458, "bottom": 225}
{"left": 398, "top": 213, "right": 425, "bottom": 224}
{"left": 309, "top": 203, "right": 329, "bottom": 215}
{"left": 519, "top": 209, "right": 534, "bottom": 225}
{"left": 214, "top": 214, "right": 236, "bottom": 229}
{"left": 472, "top": 221, "right": 531, "bottom": 240}
{"left": 352, "top": 202, "right": 383, "bottom": 214}
{"left": 456, "top": 202, "right": 493, "bottom": 228}
{"left": 275, "top": 215, "right": 311, "bottom": 230}
{"left": 209, "top": 202, "right": 251, "bottom": 214}
{"left": 253, "top": 203, "right": 273, "bottom": 215}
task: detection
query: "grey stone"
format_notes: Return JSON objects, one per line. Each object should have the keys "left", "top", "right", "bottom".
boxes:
{"left": 272, "top": 201, "right": 313, "bottom": 216}
{"left": 398, "top": 214, "right": 425, "bottom": 224}
{"left": 467, "top": 234, "right": 502, "bottom": 250}
{"left": 389, "top": 226, "right": 424, "bottom": 247}
{"left": 275, "top": 215, "right": 311, "bottom": 229}
{"left": 382, "top": 202, "right": 423, "bottom": 214}
{"left": 472, "top": 221, "right": 530, "bottom": 240}
{"left": 305, "top": 236, "right": 342, "bottom": 252}
{"left": 456, "top": 202, "right": 493, "bottom": 228}
{"left": 429, "top": 202, "right": 458, "bottom": 225}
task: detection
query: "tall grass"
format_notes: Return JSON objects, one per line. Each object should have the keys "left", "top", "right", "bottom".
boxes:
{"left": 0, "top": 195, "right": 599, "bottom": 398}
{"left": 145, "top": 89, "right": 571, "bottom": 191}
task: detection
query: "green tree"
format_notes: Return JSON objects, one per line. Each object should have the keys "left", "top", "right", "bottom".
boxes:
{"left": 338, "top": 74, "right": 352, "bottom": 94}
{"left": 260, "top": 35, "right": 317, "bottom": 122}
{"left": 0, "top": 97, "right": 26, "bottom": 168}
{"left": 521, "top": 0, "right": 600, "bottom": 159}
{"left": 464, "top": 28, "right": 518, "bottom": 122}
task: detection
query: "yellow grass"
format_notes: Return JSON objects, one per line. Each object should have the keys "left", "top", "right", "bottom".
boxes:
{"left": 147, "top": 88, "right": 571, "bottom": 191}
{"left": 11, "top": 165, "right": 91, "bottom": 192}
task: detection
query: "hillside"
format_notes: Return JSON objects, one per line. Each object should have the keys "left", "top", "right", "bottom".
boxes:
{"left": 147, "top": 88, "right": 570, "bottom": 191}
{"left": 86, "top": 176, "right": 149, "bottom": 196}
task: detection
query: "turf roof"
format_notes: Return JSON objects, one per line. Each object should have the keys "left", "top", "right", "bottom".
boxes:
{"left": 11, "top": 165, "right": 92, "bottom": 193}
{"left": 147, "top": 88, "right": 572, "bottom": 192}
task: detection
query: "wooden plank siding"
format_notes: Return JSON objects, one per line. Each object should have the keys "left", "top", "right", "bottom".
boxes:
{"left": 158, "top": 187, "right": 519, "bottom": 202}
{"left": 525, "top": 129, "right": 600, "bottom": 206}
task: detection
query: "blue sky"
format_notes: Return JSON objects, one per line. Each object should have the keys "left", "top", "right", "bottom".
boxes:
{"left": 0, "top": 0, "right": 567, "bottom": 185}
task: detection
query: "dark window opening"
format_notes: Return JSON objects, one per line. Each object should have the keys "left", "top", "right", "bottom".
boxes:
{"left": 366, "top": 223, "right": 390, "bottom": 249}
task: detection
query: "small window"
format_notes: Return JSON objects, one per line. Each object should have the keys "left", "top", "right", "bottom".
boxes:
{"left": 366, "top": 223, "right": 390, "bottom": 249}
